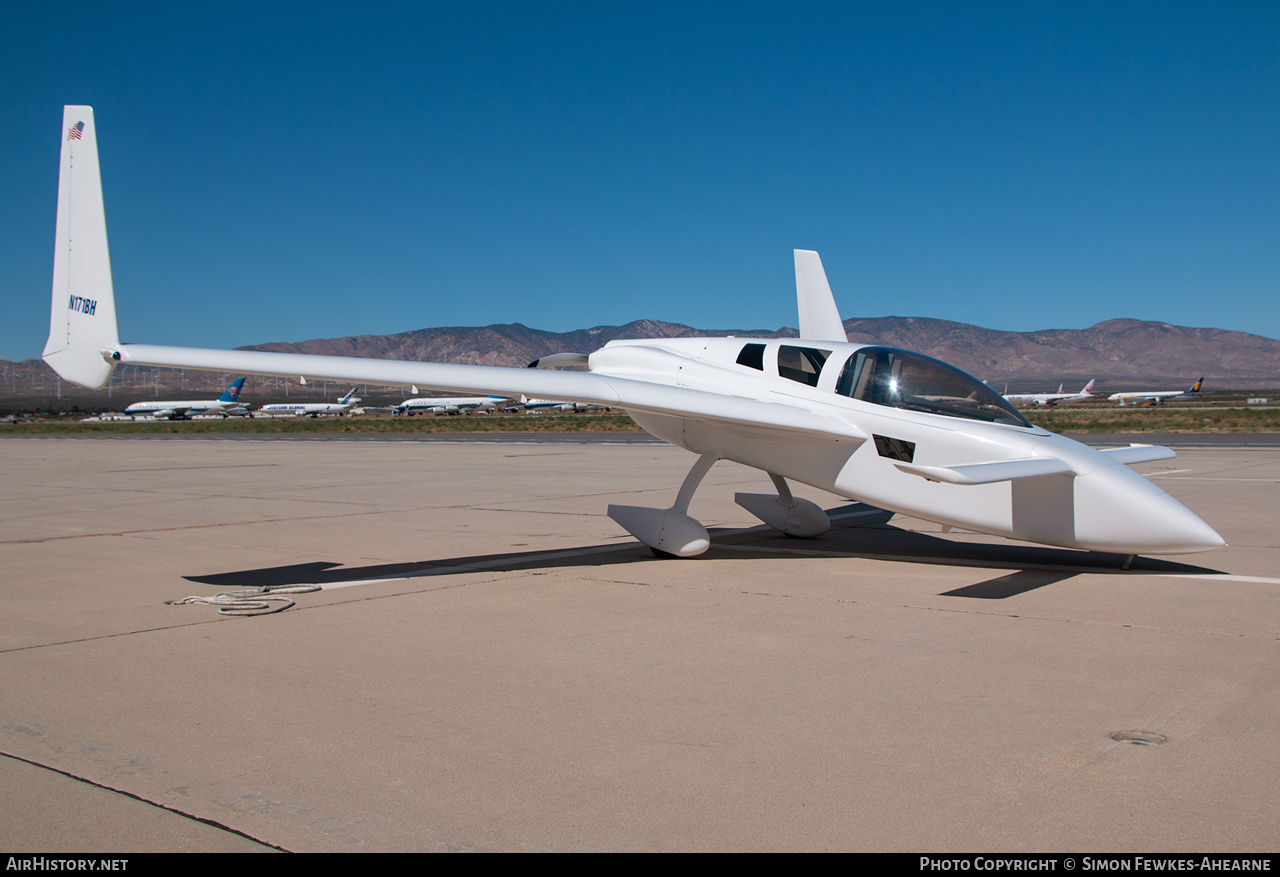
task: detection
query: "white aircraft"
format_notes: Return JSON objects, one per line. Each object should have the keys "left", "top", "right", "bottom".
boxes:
{"left": 122, "top": 377, "right": 247, "bottom": 419}
{"left": 42, "top": 107, "right": 1223, "bottom": 560}
{"left": 521, "top": 396, "right": 601, "bottom": 413}
{"left": 1004, "top": 379, "right": 1096, "bottom": 407}
{"left": 520, "top": 358, "right": 601, "bottom": 410}
{"left": 395, "top": 394, "right": 511, "bottom": 415}
{"left": 1108, "top": 378, "right": 1204, "bottom": 406}
{"left": 259, "top": 387, "right": 360, "bottom": 417}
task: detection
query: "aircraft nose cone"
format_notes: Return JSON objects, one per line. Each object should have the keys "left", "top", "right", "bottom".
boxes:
{"left": 1140, "top": 490, "right": 1226, "bottom": 553}
{"left": 1076, "top": 468, "right": 1225, "bottom": 554}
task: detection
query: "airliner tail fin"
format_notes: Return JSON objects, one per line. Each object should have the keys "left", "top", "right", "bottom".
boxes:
{"left": 217, "top": 378, "right": 247, "bottom": 403}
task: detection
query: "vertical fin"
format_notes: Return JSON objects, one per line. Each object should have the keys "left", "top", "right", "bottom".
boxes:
{"left": 217, "top": 378, "right": 246, "bottom": 403}
{"left": 793, "top": 250, "right": 847, "bottom": 343}
{"left": 43, "top": 106, "right": 120, "bottom": 389}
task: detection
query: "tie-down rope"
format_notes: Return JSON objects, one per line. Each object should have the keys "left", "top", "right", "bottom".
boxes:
{"left": 166, "top": 584, "right": 322, "bottom": 616}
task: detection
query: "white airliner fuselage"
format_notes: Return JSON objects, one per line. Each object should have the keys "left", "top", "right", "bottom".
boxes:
{"left": 396, "top": 395, "right": 510, "bottom": 415}
{"left": 258, "top": 388, "right": 360, "bottom": 417}
{"left": 1108, "top": 379, "right": 1204, "bottom": 406}
{"left": 522, "top": 398, "right": 600, "bottom": 412}
{"left": 1004, "top": 380, "right": 1095, "bottom": 407}
{"left": 122, "top": 378, "right": 246, "bottom": 419}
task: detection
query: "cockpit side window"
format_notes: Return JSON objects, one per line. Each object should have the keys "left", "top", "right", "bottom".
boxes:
{"left": 834, "top": 347, "right": 1031, "bottom": 427}
{"left": 736, "top": 343, "right": 765, "bottom": 371}
{"left": 777, "top": 345, "right": 830, "bottom": 387}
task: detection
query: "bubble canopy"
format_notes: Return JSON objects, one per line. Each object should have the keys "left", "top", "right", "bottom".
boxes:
{"left": 834, "top": 347, "right": 1031, "bottom": 428}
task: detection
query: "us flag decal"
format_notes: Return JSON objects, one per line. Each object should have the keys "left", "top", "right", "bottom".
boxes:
{"left": 67, "top": 121, "right": 84, "bottom": 141}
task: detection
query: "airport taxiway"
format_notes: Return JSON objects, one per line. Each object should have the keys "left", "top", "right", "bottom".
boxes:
{"left": 0, "top": 436, "right": 1277, "bottom": 851}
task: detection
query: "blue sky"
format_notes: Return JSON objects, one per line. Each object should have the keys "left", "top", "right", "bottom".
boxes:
{"left": 3, "top": 1, "right": 1277, "bottom": 361}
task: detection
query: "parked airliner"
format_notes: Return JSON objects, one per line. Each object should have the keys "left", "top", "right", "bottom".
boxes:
{"left": 522, "top": 397, "right": 601, "bottom": 412}
{"left": 1108, "top": 378, "right": 1204, "bottom": 406}
{"left": 122, "top": 378, "right": 246, "bottom": 419}
{"left": 1004, "top": 380, "right": 1096, "bottom": 407}
{"left": 258, "top": 388, "right": 360, "bottom": 417}
{"left": 395, "top": 395, "right": 511, "bottom": 415}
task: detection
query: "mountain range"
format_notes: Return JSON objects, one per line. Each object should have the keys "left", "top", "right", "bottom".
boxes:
{"left": 4, "top": 316, "right": 1279, "bottom": 408}
{"left": 248, "top": 316, "right": 1280, "bottom": 388}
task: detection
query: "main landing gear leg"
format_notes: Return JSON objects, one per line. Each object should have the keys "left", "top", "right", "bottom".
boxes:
{"left": 608, "top": 453, "right": 718, "bottom": 558}
{"left": 734, "top": 472, "right": 830, "bottom": 538}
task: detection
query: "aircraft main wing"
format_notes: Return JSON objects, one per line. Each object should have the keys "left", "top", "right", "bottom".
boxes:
{"left": 112, "top": 344, "right": 867, "bottom": 442}
{"left": 46, "top": 107, "right": 862, "bottom": 445}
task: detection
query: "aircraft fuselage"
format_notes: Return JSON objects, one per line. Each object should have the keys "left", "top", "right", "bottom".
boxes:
{"left": 593, "top": 337, "right": 1221, "bottom": 555}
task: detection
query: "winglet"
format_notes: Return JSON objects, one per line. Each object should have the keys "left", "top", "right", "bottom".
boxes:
{"left": 43, "top": 106, "right": 121, "bottom": 389}
{"left": 793, "top": 250, "right": 848, "bottom": 343}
